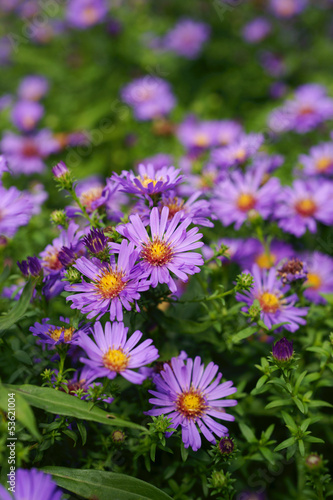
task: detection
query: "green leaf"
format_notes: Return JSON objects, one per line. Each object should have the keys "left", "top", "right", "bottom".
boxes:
{"left": 42, "top": 467, "right": 173, "bottom": 500}
{"left": 233, "top": 326, "right": 258, "bottom": 343}
{"left": 294, "top": 370, "right": 307, "bottom": 394}
{"left": 77, "top": 422, "right": 87, "bottom": 446}
{"left": 320, "top": 293, "right": 333, "bottom": 305}
{"left": 305, "top": 436, "right": 325, "bottom": 444}
{"left": 0, "top": 384, "right": 41, "bottom": 441}
{"left": 260, "top": 447, "right": 275, "bottom": 465}
{"left": 239, "top": 423, "right": 257, "bottom": 443}
{"left": 255, "top": 375, "right": 268, "bottom": 389}
{"left": 180, "top": 441, "right": 189, "bottom": 462}
{"left": 298, "top": 440, "right": 305, "bottom": 457}
{"left": 293, "top": 398, "right": 305, "bottom": 414}
{"left": 274, "top": 437, "right": 296, "bottom": 452}
{"left": 0, "top": 266, "right": 10, "bottom": 284}
{"left": 0, "top": 279, "right": 35, "bottom": 336}
{"left": 265, "top": 399, "right": 292, "bottom": 410}
{"left": 308, "top": 400, "right": 333, "bottom": 408}
{"left": 281, "top": 412, "right": 297, "bottom": 432}
{"left": 4, "top": 384, "right": 145, "bottom": 431}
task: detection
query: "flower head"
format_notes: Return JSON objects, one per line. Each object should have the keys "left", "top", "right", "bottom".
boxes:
{"left": 30, "top": 317, "right": 89, "bottom": 347}
{"left": 113, "top": 163, "right": 182, "bottom": 198}
{"left": 163, "top": 19, "right": 210, "bottom": 59}
{"left": 18, "top": 255, "right": 42, "bottom": 277}
{"left": 77, "top": 321, "right": 159, "bottom": 384}
{"left": 0, "top": 468, "right": 62, "bottom": 500}
{"left": 0, "top": 185, "right": 34, "bottom": 238}
{"left": 269, "top": 0, "right": 307, "bottom": 18}
{"left": 212, "top": 169, "right": 280, "bottom": 229}
{"left": 277, "top": 257, "right": 307, "bottom": 284}
{"left": 11, "top": 100, "right": 44, "bottom": 132}
{"left": 18, "top": 75, "right": 49, "bottom": 101}
{"left": 272, "top": 337, "right": 294, "bottom": 362}
{"left": 147, "top": 356, "right": 237, "bottom": 451}
{"left": 299, "top": 142, "right": 333, "bottom": 177}
{"left": 302, "top": 251, "right": 333, "bottom": 304}
{"left": 115, "top": 206, "right": 204, "bottom": 293}
{"left": 121, "top": 76, "right": 176, "bottom": 121}
{"left": 236, "top": 265, "right": 308, "bottom": 332}
{"left": 66, "top": 0, "right": 108, "bottom": 29}
{"left": 211, "top": 133, "right": 264, "bottom": 168}
{"left": 65, "top": 239, "right": 148, "bottom": 321}
{"left": 83, "top": 227, "right": 108, "bottom": 254}
{"left": 274, "top": 180, "right": 333, "bottom": 236}
{"left": 242, "top": 17, "right": 271, "bottom": 43}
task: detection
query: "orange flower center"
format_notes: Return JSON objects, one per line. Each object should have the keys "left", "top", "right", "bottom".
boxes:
{"left": 141, "top": 239, "right": 173, "bottom": 266}
{"left": 194, "top": 133, "right": 209, "bottom": 148}
{"left": 79, "top": 187, "right": 104, "bottom": 213}
{"left": 237, "top": 193, "right": 256, "bottom": 212}
{"left": 255, "top": 253, "right": 276, "bottom": 269}
{"left": 48, "top": 326, "right": 75, "bottom": 342}
{"left": 295, "top": 198, "right": 317, "bottom": 217}
{"left": 95, "top": 269, "right": 127, "bottom": 299}
{"left": 22, "top": 140, "right": 39, "bottom": 158}
{"left": 299, "top": 105, "right": 314, "bottom": 116}
{"left": 259, "top": 292, "right": 280, "bottom": 313}
{"left": 234, "top": 148, "right": 247, "bottom": 162}
{"left": 82, "top": 7, "right": 99, "bottom": 24}
{"left": 103, "top": 347, "right": 129, "bottom": 372}
{"left": 316, "top": 157, "right": 332, "bottom": 172}
{"left": 176, "top": 388, "right": 207, "bottom": 419}
{"left": 161, "top": 197, "right": 184, "bottom": 218}
{"left": 306, "top": 272, "right": 322, "bottom": 290}
{"left": 43, "top": 250, "right": 62, "bottom": 271}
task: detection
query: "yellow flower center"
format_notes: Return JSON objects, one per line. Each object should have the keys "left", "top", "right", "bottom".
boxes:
{"left": 259, "top": 292, "right": 280, "bottom": 313}
{"left": 194, "top": 133, "right": 209, "bottom": 148}
{"left": 141, "top": 239, "right": 173, "bottom": 266}
{"left": 48, "top": 326, "right": 75, "bottom": 342}
{"left": 306, "top": 273, "right": 322, "bottom": 290}
{"left": 80, "top": 187, "right": 104, "bottom": 213}
{"left": 295, "top": 198, "right": 317, "bottom": 217}
{"left": 161, "top": 197, "right": 184, "bottom": 218}
{"left": 255, "top": 253, "right": 276, "bottom": 269}
{"left": 82, "top": 7, "right": 99, "bottom": 24}
{"left": 103, "top": 347, "right": 129, "bottom": 372}
{"left": 43, "top": 250, "right": 62, "bottom": 271}
{"left": 137, "top": 175, "right": 159, "bottom": 189}
{"left": 237, "top": 193, "right": 256, "bottom": 212}
{"left": 95, "top": 269, "right": 127, "bottom": 299}
{"left": 316, "top": 157, "right": 332, "bottom": 172}
{"left": 176, "top": 389, "right": 207, "bottom": 418}
{"left": 234, "top": 148, "right": 247, "bottom": 161}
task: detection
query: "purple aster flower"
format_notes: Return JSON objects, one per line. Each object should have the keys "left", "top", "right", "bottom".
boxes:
{"left": 1, "top": 129, "right": 60, "bottom": 175}
{"left": 269, "top": 84, "right": 333, "bottom": 134}
{"left": 241, "top": 239, "right": 294, "bottom": 271}
{"left": 163, "top": 19, "right": 210, "bottom": 59}
{"left": 30, "top": 317, "right": 90, "bottom": 347}
{"left": 236, "top": 265, "right": 308, "bottom": 332}
{"left": 242, "top": 17, "right": 272, "bottom": 43}
{"left": 179, "top": 163, "right": 223, "bottom": 198}
{"left": 277, "top": 258, "right": 307, "bottom": 285}
{"left": 52, "top": 160, "right": 69, "bottom": 179}
{"left": 113, "top": 164, "right": 182, "bottom": 198}
{"left": 147, "top": 356, "right": 237, "bottom": 451}
{"left": 18, "top": 255, "right": 42, "bottom": 277}
{"left": 121, "top": 76, "right": 176, "bottom": 121}
{"left": 299, "top": 142, "right": 333, "bottom": 177}
{"left": 66, "top": 176, "right": 110, "bottom": 218}
{"left": 0, "top": 185, "right": 34, "bottom": 238}
{"left": 77, "top": 321, "right": 159, "bottom": 384}
{"left": 177, "top": 117, "right": 243, "bottom": 152}
{"left": 272, "top": 337, "right": 294, "bottom": 361}
{"left": 115, "top": 207, "right": 204, "bottom": 293}
{"left": 212, "top": 169, "right": 281, "bottom": 229}
{"left": 18, "top": 75, "right": 49, "bottom": 101}
{"left": 40, "top": 221, "right": 85, "bottom": 275}
{"left": 211, "top": 133, "right": 264, "bottom": 168}
{"left": 11, "top": 100, "right": 44, "bottom": 132}
{"left": 0, "top": 468, "right": 62, "bottom": 500}
{"left": 135, "top": 190, "right": 215, "bottom": 228}
{"left": 269, "top": 0, "right": 307, "bottom": 18}
{"left": 83, "top": 228, "right": 108, "bottom": 254}
{"left": 65, "top": 239, "right": 148, "bottom": 321}
{"left": 66, "top": 0, "right": 108, "bottom": 29}
{"left": 302, "top": 251, "right": 333, "bottom": 304}
{"left": 248, "top": 152, "right": 284, "bottom": 176}
{"left": 58, "top": 366, "right": 114, "bottom": 404}
{"left": 274, "top": 179, "right": 333, "bottom": 236}
{"left": 259, "top": 51, "right": 286, "bottom": 78}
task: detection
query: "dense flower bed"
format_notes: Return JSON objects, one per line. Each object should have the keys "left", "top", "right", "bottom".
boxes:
{"left": 0, "top": 1, "right": 332, "bottom": 499}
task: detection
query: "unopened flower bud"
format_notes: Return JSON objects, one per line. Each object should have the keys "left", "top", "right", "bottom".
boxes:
{"left": 272, "top": 337, "right": 294, "bottom": 364}
{"left": 218, "top": 437, "right": 234, "bottom": 456}
{"left": 111, "top": 430, "right": 125, "bottom": 443}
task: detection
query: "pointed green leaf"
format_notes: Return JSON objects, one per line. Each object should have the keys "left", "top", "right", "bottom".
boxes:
{"left": 42, "top": 467, "right": 173, "bottom": 500}
{"left": 239, "top": 423, "right": 257, "bottom": 443}
{"left": 4, "top": 384, "right": 145, "bottom": 431}
{"left": 275, "top": 437, "right": 296, "bottom": 452}
{"left": 0, "top": 279, "right": 35, "bottom": 336}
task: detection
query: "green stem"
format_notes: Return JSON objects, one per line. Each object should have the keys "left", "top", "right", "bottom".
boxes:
{"left": 69, "top": 187, "right": 99, "bottom": 227}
